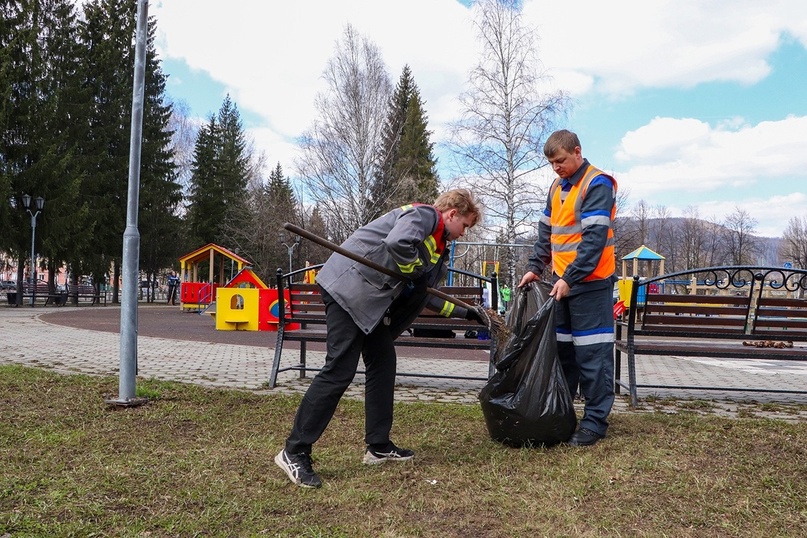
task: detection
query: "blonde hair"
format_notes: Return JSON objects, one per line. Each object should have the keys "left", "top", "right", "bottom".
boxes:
{"left": 434, "top": 188, "right": 482, "bottom": 226}
{"left": 543, "top": 129, "right": 581, "bottom": 158}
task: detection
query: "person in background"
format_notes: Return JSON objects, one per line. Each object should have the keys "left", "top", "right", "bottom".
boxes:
{"left": 167, "top": 271, "right": 180, "bottom": 305}
{"left": 518, "top": 129, "right": 618, "bottom": 447}
{"left": 500, "top": 284, "right": 511, "bottom": 312}
{"left": 275, "top": 189, "right": 484, "bottom": 488}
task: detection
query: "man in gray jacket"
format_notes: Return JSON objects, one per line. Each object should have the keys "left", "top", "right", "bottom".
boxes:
{"left": 276, "top": 189, "right": 483, "bottom": 488}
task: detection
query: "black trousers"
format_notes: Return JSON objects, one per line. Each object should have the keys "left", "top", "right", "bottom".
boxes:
{"left": 285, "top": 290, "right": 397, "bottom": 455}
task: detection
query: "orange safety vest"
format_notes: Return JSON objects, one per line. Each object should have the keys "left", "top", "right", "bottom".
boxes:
{"left": 549, "top": 164, "right": 617, "bottom": 282}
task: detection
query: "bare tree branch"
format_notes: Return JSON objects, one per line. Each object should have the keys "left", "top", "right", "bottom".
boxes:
{"left": 446, "top": 0, "right": 569, "bottom": 285}
{"left": 295, "top": 25, "right": 392, "bottom": 242}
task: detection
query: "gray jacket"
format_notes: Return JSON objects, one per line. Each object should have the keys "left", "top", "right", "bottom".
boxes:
{"left": 316, "top": 204, "right": 469, "bottom": 334}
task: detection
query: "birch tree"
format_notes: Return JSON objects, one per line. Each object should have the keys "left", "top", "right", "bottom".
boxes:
{"left": 723, "top": 207, "right": 759, "bottom": 265}
{"left": 780, "top": 216, "right": 807, "bottom": 269}
{"left": 448, "top": 0, "right": 568, "bottom": 285}
{"left": 296, "top": 24, "right": 392, "bottom": 242}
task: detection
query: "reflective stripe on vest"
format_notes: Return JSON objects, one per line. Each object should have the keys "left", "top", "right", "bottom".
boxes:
{"left": 549, "top": 165, "right": 617, "bottom": 281}
{"left": 399, "top": 204, "right": 453, "bottom": 316}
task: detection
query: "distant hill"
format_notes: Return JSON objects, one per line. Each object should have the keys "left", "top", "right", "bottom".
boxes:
{"left": 615, "top": 216, "right": 786, "bottom": 267}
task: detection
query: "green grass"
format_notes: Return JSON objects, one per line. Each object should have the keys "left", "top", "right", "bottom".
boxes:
{"left": 1, "top": 364, "right": 806, "bottom": 537}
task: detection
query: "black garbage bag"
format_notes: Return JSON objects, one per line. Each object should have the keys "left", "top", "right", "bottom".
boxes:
{"left": 479, "top": 282, "right": 577, "bottom": 447}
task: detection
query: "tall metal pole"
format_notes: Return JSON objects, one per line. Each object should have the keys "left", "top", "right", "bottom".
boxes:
{"left": 111, "top": 0, "right": 148, "bottom": 404}
{"left": 22, "top": 195, "right": 43, "bottom": 306}
{"left": 29, "top": 214, "right": 36, "bottom": 306}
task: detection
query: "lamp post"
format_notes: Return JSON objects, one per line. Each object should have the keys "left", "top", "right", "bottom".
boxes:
{"left": 21, "top": 194, "right": 45, "bottom": 306}
{"left": 279, "top": 232, "right": 301, "bottom": 281}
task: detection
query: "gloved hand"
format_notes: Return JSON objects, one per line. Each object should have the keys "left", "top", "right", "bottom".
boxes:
{"left": 465, "top": 305, "right": 487, "bottom": 325}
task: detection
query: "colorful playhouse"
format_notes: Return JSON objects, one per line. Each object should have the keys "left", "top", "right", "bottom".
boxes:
{"left": 213, "top": 266, "right": 298, "bottom": 332}
{"left": 617, "top": 245, "right": 666, "bottom": 307}
{"left": 177, "top": 243, "right": 297, "bottom": 331}
{"left": 178, "top": 243, "right": 251, "bottom": 312}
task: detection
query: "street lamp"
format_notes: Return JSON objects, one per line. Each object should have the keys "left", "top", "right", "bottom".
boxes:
{"left": 21, "top": 194, "right": 45, "bottom": 306}
{"left": 279, "top": 232, "right": 301, "bottom": 280}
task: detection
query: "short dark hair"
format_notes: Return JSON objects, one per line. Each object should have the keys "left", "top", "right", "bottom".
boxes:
{"left": 544, "top": 129, "right": 581, "bottom": 158}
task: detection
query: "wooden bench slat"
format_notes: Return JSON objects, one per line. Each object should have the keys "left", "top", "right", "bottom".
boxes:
{"left": 646, "top": 293, "right": 749, "bottom": 305}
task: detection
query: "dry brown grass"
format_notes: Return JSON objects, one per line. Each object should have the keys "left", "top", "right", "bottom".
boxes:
{"left": 1, "top": 364, "right": 806, "bottom": 537}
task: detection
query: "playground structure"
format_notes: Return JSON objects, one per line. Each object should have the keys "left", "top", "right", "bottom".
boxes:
{"left": 213, "top": 266, "right": 298, "bottom": 332}
{"left": 177, "top": 243, "right": 299, "bottom": 331}
{"left": 617, "top": 245, "right": 666, "bottom": 307}
{"left": 178, "top": 243, "right": 251, "bottom": 312}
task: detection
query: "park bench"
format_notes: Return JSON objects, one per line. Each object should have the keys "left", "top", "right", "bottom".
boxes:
{"left": 614, "top": 265, "right": 807, "bottom": 405}
{"left": 66, "top": 284, "right": 107, "bottom": 306}
{"left": 5, "top": 282, "right": 65, "bottom": 306}
{"left": 268, "top": 264, "right": 499, "bottom": 388}
{"left": 5, "top": 282, "right": 106, "bottom": 306}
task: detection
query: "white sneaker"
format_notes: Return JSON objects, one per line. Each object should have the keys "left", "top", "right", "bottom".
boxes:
{"left": 274, "top": 449, "right": 322, "bottom": 488}
{"left": 362, "top": 443, "right": 415, "bottom": 465}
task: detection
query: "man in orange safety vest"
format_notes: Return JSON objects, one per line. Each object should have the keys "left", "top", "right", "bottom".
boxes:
{"left": 518, "top": 129, "right": 618, "bottom": 447}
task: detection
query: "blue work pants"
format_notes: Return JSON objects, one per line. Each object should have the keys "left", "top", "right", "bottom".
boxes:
{"left": 554, "top": 284, "right": 615, "bottom": 436}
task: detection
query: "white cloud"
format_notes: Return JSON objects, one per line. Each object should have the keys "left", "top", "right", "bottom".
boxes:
{"left": 616, "top": 115, "right": 807, "bottom": 193}
{"left": 523, "top": 0, "right": 807, "bottom": 96}
{"left": 614, "top": 115, "right": 807, "bottom": 235}
{"left": 145, "top": 0, "right": 807, "bottom": 236}
{"left": 151, "top": 0, "right": 477, "bottom": 169}
{"left": 149, "top": 0, "right": 807, "bottom": 145}
{"left": 616, "top": 117, "right": 713, "bottom": 163}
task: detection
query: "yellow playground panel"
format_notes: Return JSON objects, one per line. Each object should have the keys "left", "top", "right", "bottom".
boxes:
{"left": 210, "top": 266, "right": 297, "bottom": 332}
{"left": 215, "top": 287, "right": 260, "bottom": 331}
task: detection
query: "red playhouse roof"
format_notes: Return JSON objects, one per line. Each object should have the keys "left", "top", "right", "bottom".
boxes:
{"left": 179, "top": 243, "right": 252, "bottom": 266}
{"left": 226, "top": 267, "right": 269, "bottom": 289}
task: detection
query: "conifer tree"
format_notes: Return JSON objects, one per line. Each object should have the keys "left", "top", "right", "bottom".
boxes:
{"left": 264, "top": 162, "right": 299, "bottom": 279}
{"left": 138, "top": 14, "right": 181, "bottom": 294}
{"left": 0, "top": 0, "right": 87, "bottom": 301}
{"left": 397, "top": 84, "right": 438, "bottom": 202}
{"left": 0, "top": 0, "right": 177, "bottom": 302}
{"left": 302, "top": 204, "right": 332, "bottom": 267}
{"left": 371, "top": 65, "right": 438, "bottom": 217}
{"left": 220, "top": 161, "right": 299, "bottom": 282}
{"left": 186, "top": 116, "right": 219, "bottom": 246}
{"left": 78, "top": 0, "right": 137, "bottom": 287}
{"left": 186, "top": 95, "right": 250, "bottom": 247}
{"left": 267, "top": 162, "right": 295, "bottom": 206}
{"left": 78, "top": 0, "right": 178, "bottom": 301}
{"left": 0, "top": 0, "right": 45, "bottom": 266}
{"left": 36, "top": 0, "right": 91, "bottom": 269}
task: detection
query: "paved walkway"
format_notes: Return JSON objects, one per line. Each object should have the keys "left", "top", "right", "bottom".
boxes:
{"left": 2, "top": 306, "right": 807, "bottom": 420}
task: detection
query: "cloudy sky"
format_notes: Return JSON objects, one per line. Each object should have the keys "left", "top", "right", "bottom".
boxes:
{"left": 145, "top": 0, "right": 807, "bottom": 238}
